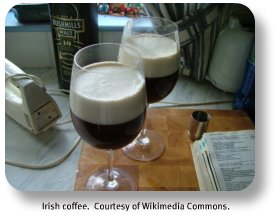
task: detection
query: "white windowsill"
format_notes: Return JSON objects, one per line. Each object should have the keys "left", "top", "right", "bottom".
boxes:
{"left": 5, "top": 11, "right": 131, "bottom": 33}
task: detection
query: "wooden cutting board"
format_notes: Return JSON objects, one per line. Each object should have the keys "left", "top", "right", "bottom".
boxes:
{"left": 74, "top": 108, "right": 254, "bottom": 191}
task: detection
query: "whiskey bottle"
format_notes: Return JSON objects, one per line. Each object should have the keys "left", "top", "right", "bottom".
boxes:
{"left": 49, "top": 3, "right": 99, "bottom": 90}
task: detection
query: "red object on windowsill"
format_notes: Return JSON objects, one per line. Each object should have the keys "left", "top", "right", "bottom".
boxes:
{"left": 109, "top": 3, "right": 126, "bottom": 16}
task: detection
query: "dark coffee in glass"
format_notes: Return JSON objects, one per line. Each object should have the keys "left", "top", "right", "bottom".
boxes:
{"left": 70, "top": 44, "right": 146, "bottom": 191}
{"left": 121, "top": 17, "right": 180, "bottom": 162}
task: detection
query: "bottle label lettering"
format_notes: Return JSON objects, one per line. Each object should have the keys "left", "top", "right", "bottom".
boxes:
{"left": 50, "top": 4, "right": 86, "bottom": 82}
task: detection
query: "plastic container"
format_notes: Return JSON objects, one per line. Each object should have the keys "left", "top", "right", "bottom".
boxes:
{"left": 207, "top": 16, "right": 254, "bottom": 93}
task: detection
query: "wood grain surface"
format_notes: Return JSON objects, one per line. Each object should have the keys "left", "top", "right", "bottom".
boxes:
{"left": 74, "top": 108, "right": 254, "bottom": 191}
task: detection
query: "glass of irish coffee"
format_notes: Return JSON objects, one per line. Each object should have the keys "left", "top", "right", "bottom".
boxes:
{"left": 121, "top": 17, "right": 180, "bottom": 161}
{"left": 70, "top": 43, "right": 147, "bottom": 190}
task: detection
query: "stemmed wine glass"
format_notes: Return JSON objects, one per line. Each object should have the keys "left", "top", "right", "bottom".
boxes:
{"left": 121, "top": 17, "right": 180, "bottom": 161}
{"left": 70, "top": 43, "right": 147, "bottom": 190}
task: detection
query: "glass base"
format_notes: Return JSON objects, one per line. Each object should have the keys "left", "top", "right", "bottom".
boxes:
{"left": 122, "top": 129, "right": 165, "bottom": 161}
{"left": 86, "top": 168, "right": 137, "bottom": 191}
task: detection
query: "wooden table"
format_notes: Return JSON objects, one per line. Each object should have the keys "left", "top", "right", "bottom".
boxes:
{"left": 74, "top": 108, "right": 254, "bottom": 191}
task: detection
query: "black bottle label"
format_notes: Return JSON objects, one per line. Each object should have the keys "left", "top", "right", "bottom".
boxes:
{"left": 49, "top": 3, "right": 98, "bottom": 89}
{"left": 50, "top": 4, "right": 85, "bottom": 84}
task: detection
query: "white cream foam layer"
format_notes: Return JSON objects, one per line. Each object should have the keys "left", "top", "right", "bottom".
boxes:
{"left": 70, "top": 61, "right": 146, "bottom": 125}
{"left": 121, "top": 34, "right": 180, "bottom": 78}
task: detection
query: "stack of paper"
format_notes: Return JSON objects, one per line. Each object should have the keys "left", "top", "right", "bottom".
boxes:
{"left": 191, "top": 130, "right": 255, "bottom": 191}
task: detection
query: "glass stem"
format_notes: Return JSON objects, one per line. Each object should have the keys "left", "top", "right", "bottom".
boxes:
{"left": 138, "top": 107, "right": 150, "bottom": 147}
{"left": 107, "top": 149, "right": 114, "bottom": 182}
{"left": 104, "top": 149, "right": 119, "bottom": 190}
